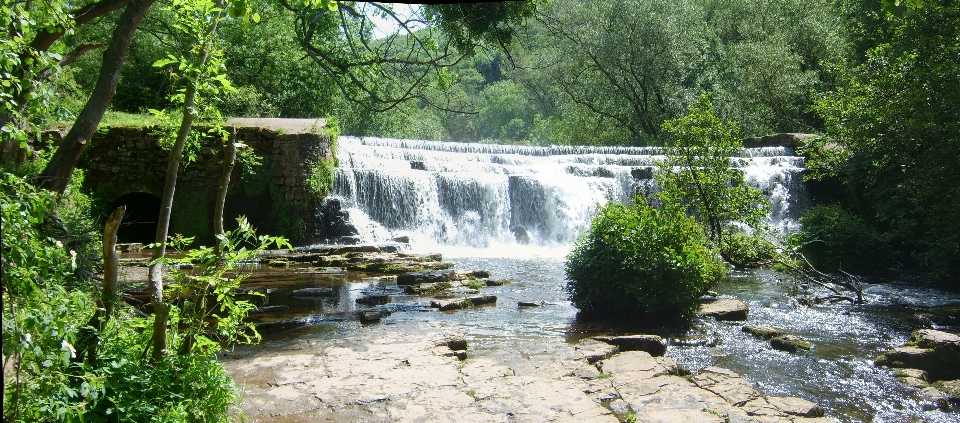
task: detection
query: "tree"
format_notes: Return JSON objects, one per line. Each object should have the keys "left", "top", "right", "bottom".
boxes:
{"left": 811, "top": 2, "right": 960, "bottom": 279}
{"left": 24, "top": 0, "right": 539, "bottom": 194}
{"left": 655, "top": 93, "right": 768, "bottom": 259}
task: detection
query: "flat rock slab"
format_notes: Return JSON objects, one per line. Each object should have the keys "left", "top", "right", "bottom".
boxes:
{"left": 223, "top": 321, "right": 619, "bottom": 422}
{"left": 911, "top": 329, "right": 960, "bottom": 349}
{"left": 698, "top": 299, "right": 749, "bottom": 321}
{"left": 594, "top": 335, "right": 667, "bottom": 356}
{"left": 691, "top": 366, "right": 763, "bottom": 406}
{"left": 397, "top": 269, "right": 457, "bottom": 285}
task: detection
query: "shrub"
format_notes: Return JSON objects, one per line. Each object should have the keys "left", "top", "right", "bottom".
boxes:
{"left": 792, "top": 204, "right": 892, "bottom": 274}
{"left": 565, "top": 199, "right": 727, "bottom": 317}
{"left": 720, "top": 230, "right": 778, "bottom": 269}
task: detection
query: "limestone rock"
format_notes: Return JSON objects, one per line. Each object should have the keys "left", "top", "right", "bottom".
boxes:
{"left": 742, "top": 325, "right": 784, "bottom": 339}
{"left": 875, "top": 337, "right": 960, "bottom": 381}
{"left": 911, "top": 329, "right": 960, "bottom": 349}
{"left": 291, "top": 287, "right": 335, "bottom": 296}
{"left": 397, "top": 269, "right": 457, "bottom": 285}
{"left": 893, "top": 368, "right": 928, "bottom": 380}
{"left": 355, "top": 294, "right": 391, "bottom": 305}
{"left": 770, "top": 335, "right": 812, "bottom": 352}
{"left": 932, "top": 379, "right": 960, "bottom": 402}
{"left": 359, "top": 311, "right": 382, "bottom": 323}
{"left": 698, "top": 298, "right": 749, "bottom": 321}
{"left": 593, "top": 335, "right": 667, "bottom": 357}
{"left": 599, "top": 351, "right": 680, "bottom": 381}
{"left": 468, "top": 295, "right": 497, "bottom": 306}
{"left": 766, "top": 396, "right": 825, "bottom": 417}
{"left": 574, "top": 338, "right": 619, "bottom": 364}
{"left": 691, "top": 366, "right": 762, "bottom": 406}
{"left": 917, "top": 387, "right": 950, "bottom": 410}
{"left": 517, "top": 300, "right": 544, "bottom": 307}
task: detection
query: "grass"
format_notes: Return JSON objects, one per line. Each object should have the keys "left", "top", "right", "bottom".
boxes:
{"left": 99, "top": 110, "right": 162, "bottom": 127}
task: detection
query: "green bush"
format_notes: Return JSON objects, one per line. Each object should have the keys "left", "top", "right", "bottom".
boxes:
{"left": 792, "top": 204, "right": 892, "bottom": 274}
{"left": 565, "top": 200, "right": 728, "bottom": 317}
{"left": 720, "top": 231, "right": 778, "bottom": 269}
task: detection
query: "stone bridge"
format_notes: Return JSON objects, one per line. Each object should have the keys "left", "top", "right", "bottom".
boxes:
{"left": 73, "top": 118, "right": 335, "bottom": 245}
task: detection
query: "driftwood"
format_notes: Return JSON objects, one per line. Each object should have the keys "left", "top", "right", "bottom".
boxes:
{"left": 775, "top": 252, "right": 864, "bottom": 305}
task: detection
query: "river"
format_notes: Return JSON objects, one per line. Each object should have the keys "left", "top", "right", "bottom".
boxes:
{"left": 240, "top": 136, "right": 958, "bottom": 422}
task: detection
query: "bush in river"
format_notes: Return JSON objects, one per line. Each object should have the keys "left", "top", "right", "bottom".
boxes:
{"left": 565, "top": 199, "right": 728, "bottom": 317}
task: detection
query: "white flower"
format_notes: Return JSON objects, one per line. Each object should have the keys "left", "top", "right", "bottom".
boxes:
{"left": 54, "top": 240, "right": 63, "bottom": 248}
{"left": 70, "top": 250, "right": 78, "bottom": 269}
{"left": 61, "top": 340, "right": 76, "bottom": 358}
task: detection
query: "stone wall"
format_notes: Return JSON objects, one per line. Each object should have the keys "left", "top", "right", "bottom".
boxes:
{"left": 73, "top": 123, "right": 334, "bottom": 244}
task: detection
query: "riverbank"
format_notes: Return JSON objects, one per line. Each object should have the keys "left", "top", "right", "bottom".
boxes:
{"left": 222, "top": 319, "right": 832, "bottom": 423}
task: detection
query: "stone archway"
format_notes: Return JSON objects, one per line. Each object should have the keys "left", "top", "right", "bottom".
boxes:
{"left": 110, "top": 192, "right": 161, "bottom": 244}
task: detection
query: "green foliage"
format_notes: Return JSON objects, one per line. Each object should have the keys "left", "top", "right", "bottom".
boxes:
{"left": 157, "top": 217, "right": 291, "bottom": 354}
{"left": 2, "top": 173, "right": 280, "bottom": 422}
{"left": 791, "top": 204, "right": 892, "bottom": 275}
{"left": 656, "top": 94, "right": 768, "bottom": 247}
{"left": 720, "top": 231, "right": 778, "bottom": 269}
{"left": 0, "top": 0, "right": 74, "bottom": 144}
{"left": 812, "top": 2, "right": 960, "bottom": 278}
{"left": 565, "top": 199, "right": 727, "bottom": 317}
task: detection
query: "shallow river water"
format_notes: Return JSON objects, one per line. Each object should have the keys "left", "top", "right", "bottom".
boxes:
{"left": 239, "top": 246, "right": 960, "bottom": 423}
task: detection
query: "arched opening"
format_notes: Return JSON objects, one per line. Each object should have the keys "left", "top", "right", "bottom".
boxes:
{"left": 111, "top": 192, "right": 161, "bottom": 244}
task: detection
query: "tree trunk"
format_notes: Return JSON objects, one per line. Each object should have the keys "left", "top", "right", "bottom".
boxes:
{"left": 77, "top": 206, "right": 125, "bottom": 364}
{"left": 214, "top": 127, "right": 238, "bottom": 238}
{"left": 148, "top": 0, "right": 225, "bottom": 360}
{"left": 36, "top": 0, "right": 156, "bottom": 194}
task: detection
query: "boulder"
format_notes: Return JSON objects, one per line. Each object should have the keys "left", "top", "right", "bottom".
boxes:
{"left": 593, "top": 335, "right": 667, "bottom": 357}
{"left": 918, "top": 387, "right": 950, "bottom": 410}
{"left": 358, "top": 311, "right": 382, "bottom": 323}
{"left": 932, "top": 379, "right": 960, "bottom": 403}
{"left": 742, "top": 325, "right": 784, "bottom": 339}
{"left": 467, "top": 295, "right": 497, "bottom": 306}
{"left": 355, "top": 294, "right": 391, "bottom": 306}
{"left": 875, "top": 330, "right": 960, "bottom": 381}
{"left": 485, "top": 278, "right": 516, "bottom": 286}
{"left": 466, "top": 270, "right": 491, "bottom": 279}
{"left": 894, "top": 368, "right": 930, "bottom": 389}
{"left": 518, "top": 301, "right": 544, "bottom": 307}
{"left": 267, "top": 259, "right": 289, "bottom": 268}
{"left": 291, "top": 287, "right": 335, "bottom": 297}
{"left": 432, "top": 298, "right": 472, "bottom": 311}
{"left": 911, "top": 329, "right": 960, "bottom": 349}
{"left": 770, "top": 335, "right": 812, "bottom": 352}
{"left": 391, "top": 235, "right": 410, "bottom": 243}
{"left": 698, "top": 299, "right": 749, "bottom": 321}
{"left": 397, "top": 269, "right": 456, "bottom": 285}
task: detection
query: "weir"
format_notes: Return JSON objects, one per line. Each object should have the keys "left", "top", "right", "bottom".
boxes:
{"left": 326, "top": 136, "right": 809, "bottom": 247}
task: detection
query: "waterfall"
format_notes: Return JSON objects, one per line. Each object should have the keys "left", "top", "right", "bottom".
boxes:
{"left": 324, "top": 136, "right": 808, "bottom": 249}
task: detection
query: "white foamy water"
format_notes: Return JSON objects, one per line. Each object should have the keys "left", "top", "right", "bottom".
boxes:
{"left": 328, "top": 136, "right": 808, "bottom": 253}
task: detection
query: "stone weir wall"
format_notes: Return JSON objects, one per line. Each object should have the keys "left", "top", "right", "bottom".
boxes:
{"left": 74, "top": 119, "right": 335, "bottom": 245}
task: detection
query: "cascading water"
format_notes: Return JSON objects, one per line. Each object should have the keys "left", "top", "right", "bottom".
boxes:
{"left": 327, "top": 136, "right": 809, "bottom": 248}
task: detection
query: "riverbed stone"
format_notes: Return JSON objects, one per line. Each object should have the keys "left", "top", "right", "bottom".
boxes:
{"left": 743, "top": 325, "right": 784, "bottom": 339}
{"left": 918, "top": 386, "right": 951, "bottom": 410}
{"left": 698, "top": 298, "right": 749, "bottom": 321}
{"left": 911, "top": 328, "right": 960, "bottom": 349}
{"left": 875, "top": 342, "right": 960, "bottom": 381}
{"left": 932, "top": 379, "right": 960, "bottom": 402}
{"left": 291, "top": 287, "right": 335, "bottom": 296}
{"left": 770, "top": 335, "right": 812, "bottom": 352}
{"left": 599, "top": 351, "right": 680, "bottom": 382}
{"left": 397, "top": 269, "right": 457, "bottom": 285}
{"left": 593, "top": 335, "right": 667, "bottom": 357}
